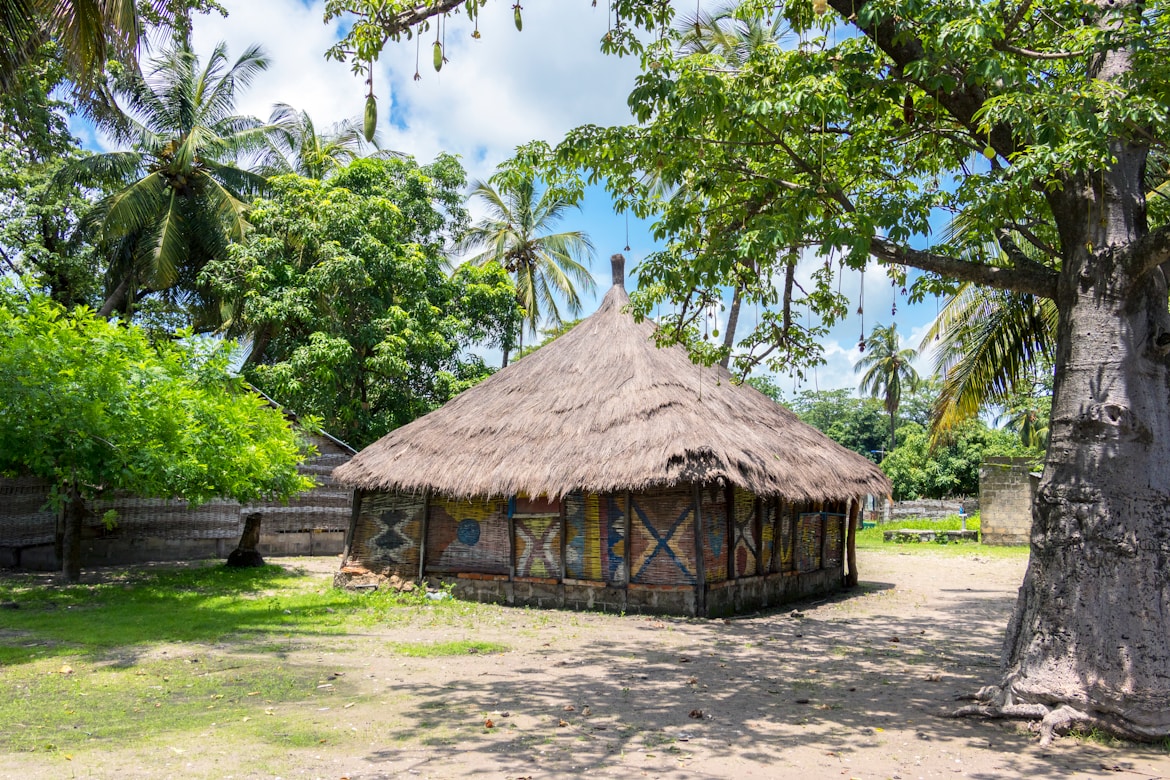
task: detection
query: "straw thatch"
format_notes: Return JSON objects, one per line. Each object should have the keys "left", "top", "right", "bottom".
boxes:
{"left": 335, "top": 256, "right": 890, "bottom": 502}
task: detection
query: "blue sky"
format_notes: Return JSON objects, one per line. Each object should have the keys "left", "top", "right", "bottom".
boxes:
{"left": 89, "top": 0, "right": 947, "bottom": 395}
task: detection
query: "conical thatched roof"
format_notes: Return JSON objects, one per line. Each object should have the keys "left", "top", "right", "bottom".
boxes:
{"left": 335, "top": 256, "right": 890, "bottom": 502}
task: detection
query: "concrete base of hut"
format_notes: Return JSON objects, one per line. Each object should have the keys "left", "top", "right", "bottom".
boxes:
{"left": 386, "top": 570, "right": 846, "bottom": 618}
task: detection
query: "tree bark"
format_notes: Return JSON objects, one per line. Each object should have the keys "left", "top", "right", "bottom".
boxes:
{"left": 990, "top": 104, "right": 1170, "bottom": 738}
{"left": 719, "top": 285, "right": 742, "bottom": 370}
{"left": 226, "top": 512, "right": 266, "bottom": 568}
{"left": 61, "top": 482, "right": 85, "bottom": 583}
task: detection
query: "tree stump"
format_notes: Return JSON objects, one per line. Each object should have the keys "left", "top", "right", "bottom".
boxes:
{"left": 226, "top": 512, "right": 265, "bottom": 568}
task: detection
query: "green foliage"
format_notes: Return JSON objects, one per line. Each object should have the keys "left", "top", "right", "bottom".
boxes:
{"left": 63, "top": 36, "right": 271, "bottom": 323}
{"left": 0, "top": 288, "right": 314, "bottom": 508}
{"left": 0, "top": 50, "right": 102, "bottom": 308}
{"left": 204, "top": 156, "right": 518, "bottom": 447}
{"left": 787, "top": 388, "right": 887, "bottom": 460}
{"left": 457, "top": 161, "right": 596, "bottom": 362}
{"left": 879, "top": 420, "right": 1037, "bottom": 501}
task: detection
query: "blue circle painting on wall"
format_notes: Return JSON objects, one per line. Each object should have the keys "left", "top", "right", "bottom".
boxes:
{"left": 456, "top": 518, "right": 481, "bottom": 545}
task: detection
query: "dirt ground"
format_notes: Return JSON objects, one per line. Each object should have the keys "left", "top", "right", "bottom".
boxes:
{"left": 6, "top": 548, "right": 1170, "bottom": 780}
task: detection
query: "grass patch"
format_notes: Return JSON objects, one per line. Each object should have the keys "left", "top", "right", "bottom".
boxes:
{"left": 388, "top": 640, "right": 509, "bottom": 657}
{"left": 0, "top": 563, "right": 483, "bottom": 666}
{"left": 857, "top": 515, "right": 1027, "bottom": 557}
{"left": 0, "top": 561, "right": 496, "bottom": 755}
{"left": 0, "top": 654, "right": 316, "bottom": 753}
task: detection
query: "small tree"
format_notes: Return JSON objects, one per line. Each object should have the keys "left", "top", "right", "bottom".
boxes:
{"left": 0, "top": 290, "right": 314, "bottom": 582}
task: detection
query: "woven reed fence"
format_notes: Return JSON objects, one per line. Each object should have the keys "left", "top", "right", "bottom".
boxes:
{"left": 0, "top": 434, "right": 354, "bottom": 559}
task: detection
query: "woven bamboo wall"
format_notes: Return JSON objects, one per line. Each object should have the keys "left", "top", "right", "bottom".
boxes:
{"left": 759, "top": 499, "right": 776, "bottom": 576}
{"left": 629, "top": 486, "right": 697, "bottom": 586}
{"left": 425, "top": 497, "right": 509, "bottom": 574}
{"left": 348, "top": 491, "right": 425, "bottom": 571}
{"left": 0, "top": 477, "right": 57, "bottom": 547}
{"left": 731, "top": 487, "right": 758, "bottom": 578}
{"left": 701, "top": 486, "right": 728, "bottom": 583}
{"left": 0, "top": 432, "right": 353, "bottom": 550}
{"left": 796, "top": 512, "right": 824, "bottom": 573}
{"left": 564, "top": 492, "right": 626, "bottom": 584}
{"left": 513, "top": 513, "right": 562, "bottom": 579}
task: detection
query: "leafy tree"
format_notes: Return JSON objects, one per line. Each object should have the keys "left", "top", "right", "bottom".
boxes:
{"left": 328, "top": 0, "right": 1170, "bottom": 739}
{"left": 258, "top": 102, "right": 397, "bottom": 181}
{"left": 64, "top": 36, "right": 270, "bottom": 324}
{"left": 880, "top": 420, "right": 1036, "bottom": 501}
{"left": 0, "top": 288, "right": 314, "bottom": 582}
{"left": 0, "top": 49, "right": 102, "bottom": 307}
{"left": 456, "top": 170, "right": 596, "bottom": 366}
{"left": 787, "top": 388, "right": 887, "bottom": 460}
{"left": 855, "top": 323, "right": 919, "bottom": 452}
{"left": 203, "top": 156, "right": 519, "bottom": 447}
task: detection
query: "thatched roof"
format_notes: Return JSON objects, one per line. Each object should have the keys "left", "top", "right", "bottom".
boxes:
{"left": 335, "top": 255, "right": 891, "bottom": 502}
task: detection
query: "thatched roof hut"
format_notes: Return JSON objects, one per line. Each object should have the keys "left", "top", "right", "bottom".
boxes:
{"left": 334, "top": 255, "right": 889, "bottom": 617}
{"left": 335, "top": 255, "right": 888, "bottom": 501}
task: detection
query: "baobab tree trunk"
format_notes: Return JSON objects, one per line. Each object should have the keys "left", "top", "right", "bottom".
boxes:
{"left": 962, "top": 140, "right": 1170, "bottom": 742}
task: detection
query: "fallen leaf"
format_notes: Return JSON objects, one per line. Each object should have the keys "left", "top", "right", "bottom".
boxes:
{"left": 484, "top": 718, "right": 495, "bottom": 729}
{"left": 563, "top": 704, "right": 575, "bottom": 712}
{"left": 688, "top": 709, "right": 704, "bottom": 719}
{"left": 581, "top": 706, "right": 591, "bottom": 716}
{"left": 557, "top": 719, "right": 569, "bottom": 727}
{"left": 686, "top": 676, "right": 698, "bottom": 685}
{"left": 58, "top": 664, "right": 73, "bottom": 675}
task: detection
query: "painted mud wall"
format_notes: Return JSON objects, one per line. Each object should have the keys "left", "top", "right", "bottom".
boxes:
{"left": 341, "top": 484, "right": 854, "bottom": 616}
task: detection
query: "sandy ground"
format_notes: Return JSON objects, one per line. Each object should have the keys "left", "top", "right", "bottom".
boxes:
{"left": 6, "top": 548, "right": 1170, "bottom": 780}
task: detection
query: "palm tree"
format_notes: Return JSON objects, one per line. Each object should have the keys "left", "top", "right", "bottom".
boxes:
{"left": 457, "top": 174, "right": 596, "bottom": 366}
{"left": 259, "top": 103, "right": 397, "bottom": 180}
{"left": 855, "top": 322, "right": 920, "bottom": 452}
{"left": 64, "top": 38, "right": 271, "bottom": 322}
{"left": 1, "top": 0, "right": 142, "bottom": 95}
{"left": 920, "top": 283, "right": 1057, "bottom": 446}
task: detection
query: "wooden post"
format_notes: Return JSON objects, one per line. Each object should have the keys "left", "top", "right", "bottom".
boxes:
{"left": 417, "top": 491, "right": 430, "bottom": 583}
{"left": 559, "top": 497, "right": 567, "bottom": 584}
{"left": 623, "top": 491, "right": 632, "bottom": 588}
{"left": 340, "top": 489, "right": 362, "bottom": 567}
{"left": 725, "top": 485, "right": 735, "bottom": 579}
{"left": 845, "top": 497, "right": 860, "bottom": 588}
{"left": 754, "top": 496, "right": 764, "bottom": 576}
{"left": 693, "top": 484, "right": 706, "bottom": 616}
{"left": 507, "top": 497, "right": 516, "bottom": 581}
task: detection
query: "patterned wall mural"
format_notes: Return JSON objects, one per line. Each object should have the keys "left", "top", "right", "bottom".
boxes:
{"left": 701, "top": 487, "right": 727, "bottom": 583}
{"left": 564, "top": 492, "right": 626, "bottom": 584}
{"left": 797, "top": 512, "right": 824, "bottom": 573}
{"left": 350, "top": 492, "right": 425, "bottom": 571}
{"left": 426, "top": 498, "right": 509, "bottom": 574}
{"left": 731, "top": 487, "right": 759, "bottom": 578}
{"left": 759, "top": 500, "right": 776, "bottom": 576}
{"left": 629, "top": 486, "right": 697, "bottom": 586}
{"left": 514, "top": 513, "right": 562, "bottom": 579}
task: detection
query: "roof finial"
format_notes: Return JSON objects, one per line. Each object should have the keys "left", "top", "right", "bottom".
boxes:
{"left": 611, "top": 253, "right": 626, "bottom": 290}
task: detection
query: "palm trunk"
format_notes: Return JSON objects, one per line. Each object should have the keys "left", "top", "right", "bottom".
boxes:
{"left": 888, "top": 407, "right": 896, "bottom": 453}
{"left": 992, "top": 102, "right": 1170, "bottom": 738}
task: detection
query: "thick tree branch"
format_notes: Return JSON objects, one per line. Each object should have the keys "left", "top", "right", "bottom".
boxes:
{"left": 371, "top": 0, "right": 468, "bottom": 39}
{"left": 1123, "top": 224, "right": 1170, "bottom": 278}
{"left": 870, "top": 238, "right": 1059, "bottom": 298}
{"left": 827, "top": 0, "right": 1015, "bottom": 159}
